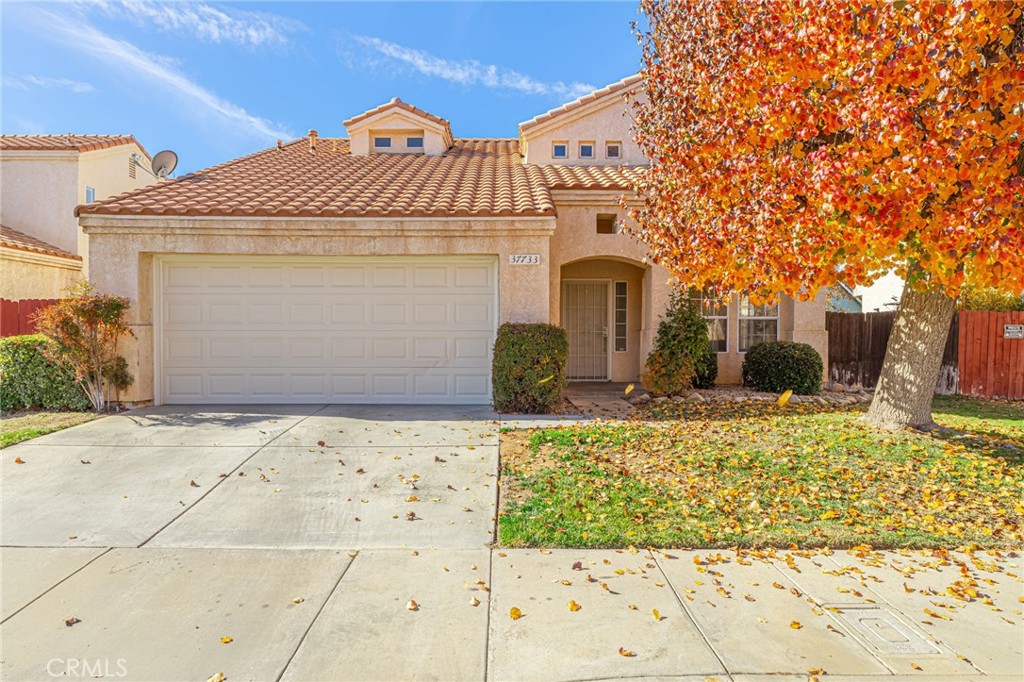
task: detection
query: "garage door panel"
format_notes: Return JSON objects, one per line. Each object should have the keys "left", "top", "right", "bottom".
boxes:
{"left": 160, "top": 256, "right": 496, "bottom": 404}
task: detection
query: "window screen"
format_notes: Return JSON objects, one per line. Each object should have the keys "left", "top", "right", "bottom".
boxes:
{"left": 739, "top": 296, "right": 779, "bottom": 352}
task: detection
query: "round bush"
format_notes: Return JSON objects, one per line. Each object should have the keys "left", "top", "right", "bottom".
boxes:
{"left": 492, "top": 323, "right": 568, "bottom": 413}
{"left": 742, "top": 341, "right": 822, "bottom": 395}
{"left": 0, "top": 334, "right": 90, "bottom": 412}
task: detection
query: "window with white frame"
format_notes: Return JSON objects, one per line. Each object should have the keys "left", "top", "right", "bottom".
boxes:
{"left": 406, "top": 136, "right": 424, "bottom": 148}
{"left": 738, "top": 295, "right": 779, "bottom": 352}
{"left": 84, "top": 186, "right": 96, "bottom": 203}
{"left": 579, "top": 141, "right": 595, "bottom": 159}
{"left": 691, "top": 290, "right": 728, "bottom": 353}
{"left": 614, "top": 281, "right": 628, "bottom": 352}
{"left": 374, "top": 137, "right": 392, "bottom": 148}
{"left": 552, "top": 141, "right": 568, "bottom": 159}
{"left": 605, "top": 141, "right": 622, "bottom": 159}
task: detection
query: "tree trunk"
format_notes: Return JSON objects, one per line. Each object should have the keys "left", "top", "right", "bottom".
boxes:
{"left": 865, "top": 285, "right": 956, "bottom": 430}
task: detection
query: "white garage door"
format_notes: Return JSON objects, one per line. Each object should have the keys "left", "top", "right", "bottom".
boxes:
{"left": 157, "top": 256, "right": 497, "bottom": 404}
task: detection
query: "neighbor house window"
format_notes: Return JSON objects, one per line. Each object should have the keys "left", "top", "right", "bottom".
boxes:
{"left": 579, "top": 142, "right": 595, "bottom": 159}
{"left": 605, "top": 142, "right": 622, "bottom": 159}
{"left": 84, "top": 186, "right": 96, "bottom": 203}
{"left": 692, "top": 290, "right": 729, "bottom": 353}
{"left": 552, "top": 142, "right": 568, "bottom": 159}
{"left": 407, "top": 137, "right": 424, "bottom": 148}
{"left": 374, "top": 137, "right": 392, "bottom": 148}
{"left": 596, "top": 214, "right": 617, "bottom": 234}
{"left": 739, "top": 295, "right": 779, "bottom": 352}
{"left": 614, "top": 281, "right": 628, "bottom": 352}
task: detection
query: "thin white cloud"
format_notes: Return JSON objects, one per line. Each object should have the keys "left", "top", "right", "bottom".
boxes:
{"left": 89, "top": 0, "right": 305, "bottom": 49}
{"left": 350, "top": 35, "right": 596, "bottom": 100}
{"left": 3, "top": 76, "right": 96, "bottom": 94}
{"left": 20, "top": 6, "right": 291, "bottom": 141}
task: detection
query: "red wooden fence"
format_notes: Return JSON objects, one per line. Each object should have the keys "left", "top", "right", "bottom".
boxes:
{"left": 0, "top": 299, "right": 58, "bottom": 337}
{"left": 957, "top": 310, "right": 1024, "bottom": 400}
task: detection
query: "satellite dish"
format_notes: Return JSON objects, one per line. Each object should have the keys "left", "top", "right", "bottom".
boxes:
{"left": 151, "top": 150, "right": 178, "bottom": 178}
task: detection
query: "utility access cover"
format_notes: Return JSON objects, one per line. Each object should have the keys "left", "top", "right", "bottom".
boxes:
{"left": 828, "top": 605, "right": 940, "bottom": 655}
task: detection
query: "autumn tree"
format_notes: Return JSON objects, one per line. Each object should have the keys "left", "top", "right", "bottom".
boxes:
{"left": 33, "top": 281, "right": 134, "bottom": 412}
{"left": 630, "top": 0, "right": 1023, "bottom": 429}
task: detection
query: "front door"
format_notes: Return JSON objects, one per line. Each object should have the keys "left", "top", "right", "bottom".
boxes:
{"left": 563, "top": 281, "right": 609, "bottom": 381}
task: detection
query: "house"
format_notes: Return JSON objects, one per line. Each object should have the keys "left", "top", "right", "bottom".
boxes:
{"left": 826, "top": 283, "right": 863, "bottom": 313}
{"left": 77, "top": 77, "right": 827, "bottom": 406}
{"left": 0, "top": 134, "right": 154, "bottom": 303}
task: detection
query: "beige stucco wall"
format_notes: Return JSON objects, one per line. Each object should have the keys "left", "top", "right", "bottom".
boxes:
{"left": 82, "top": 216, "right": 555, "bottom": 403}
{"left": 1, "top": 152, "right": 79, "bottom": 255}
{"left": 0, "top": 249, "right": 82, "bottom": 300}
{"left": 77, "top": 145, "right": 153, "bottom": 271}
{"left": 521, "top": 86, "right": 647, "bottom": 166}
{"left": 0, "top": 144, "right": 152, "bottom": 270}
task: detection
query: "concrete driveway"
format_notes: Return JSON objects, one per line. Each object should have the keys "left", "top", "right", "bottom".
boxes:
{"left": 1, "top": 406, "right": 1021, "bottom": 681}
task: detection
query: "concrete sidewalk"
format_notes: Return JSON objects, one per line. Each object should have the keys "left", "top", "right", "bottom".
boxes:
{"left": 1, "top": 406, "right": 1021, "bottom": 680}
{"left": 1, "top": 547, "right": 1020, "bottom": 681}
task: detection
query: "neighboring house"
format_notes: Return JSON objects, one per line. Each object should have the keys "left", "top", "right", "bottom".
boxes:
{"left": 826, "top": 283, "right": 863, "bottom": 313}
{"left": 855, "top": 270, "right": 905, "bottom": 312}
{"left": 0, "top": 225, "right": 82, "bottom": 300}
{"left": 78, "top": 77, "right": 828, "bottom": 406}
{"left": 0, "top": 134, "right": 154, "bottom": 296}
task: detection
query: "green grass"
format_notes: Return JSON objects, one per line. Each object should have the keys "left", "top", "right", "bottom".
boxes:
{"left": 0, "top": 411, "right": 99, "bottom": 448}
{"left": 498, "top": 397, "right": 1023, "bottom": 549}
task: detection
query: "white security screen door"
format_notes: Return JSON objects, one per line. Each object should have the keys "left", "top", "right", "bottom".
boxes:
{"left": 563, "top": 281, "right": 609, "bottom": 381}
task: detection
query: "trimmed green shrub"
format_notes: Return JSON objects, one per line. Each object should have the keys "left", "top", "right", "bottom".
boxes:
{"left": 693, "top": 345, "right": 718, "bottom": 389}
{"left": 0, "top": 335, "right": 90, "bottom": 412}
{"left": 742, "top": 341, "right": 823, "bottom": 395}
{"left": 492, "top": 323, "right": 568, "bottom": 413}
{"left": 643, "top": 291, "right": 715, "bottom": 395}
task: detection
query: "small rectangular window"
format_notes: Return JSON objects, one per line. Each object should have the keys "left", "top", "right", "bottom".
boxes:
{"left": 552, "top": 142, "right": 568, "bottom": 159}
{"left": 606, "top": 142, "right": 621, "bottom": 159}
{"left": 579, "top": 142, "right": 595, "bottom": 159}
{"left": 85, "top": 186, "right": 96, "bottom": 203}
{"left": 407, "top": 137, "right": 423, "bottom": 148}
{"left": 596, "top": 214, "right": 617, "bottom": 234}
{"left": 614, "top": 281, "right": 628, "bottom": 352}
{"left": 738, "top": 295, "right": 779, "bottom": 352}
{"left": 691, "top": 290, "right": 729, "bottom": 353}
{"left": 374, "top": 137, "right": 392, "bottom": 148}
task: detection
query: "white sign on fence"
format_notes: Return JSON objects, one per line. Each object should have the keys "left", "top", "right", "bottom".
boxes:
{"left": 509, "top": 254, "right": 541, "bottom": 265}
{"left": 1005, "top": 324, "right": 1023, "bottom": 339}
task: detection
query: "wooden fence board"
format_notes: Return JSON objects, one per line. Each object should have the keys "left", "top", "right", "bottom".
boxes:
{"left": 0, "top": 299, "right": 59, "bottom": 337}
{"left": 955, "top": 311, "right": 1024, "bottom": 400}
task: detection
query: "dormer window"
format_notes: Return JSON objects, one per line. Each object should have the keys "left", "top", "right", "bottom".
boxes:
{"left": 374, "top": 137, "right": 392, "bottom": 149}
{"left": 579, "top": 142, "right": 595, "bottom": 159}
{"left": 552, "top": 142, "right": 568, "bottom": 159}
{"left": 407, "top": 136, "right": 423, "bottom": 149}
{"left": 606, "top": 142, "right": 622, "bottom": 159}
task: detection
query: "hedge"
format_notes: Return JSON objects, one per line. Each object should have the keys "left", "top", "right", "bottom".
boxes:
{"left": 492, "top": 323, "right": 568, "bottom": 413}
{"left": 742, "top": 340, "right": 823, "bottom": 395}
{"left": 0, "top": 335, "right": 90, "bottom": 412}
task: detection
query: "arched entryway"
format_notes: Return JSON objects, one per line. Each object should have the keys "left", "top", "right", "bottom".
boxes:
{"left": 558, "top": 257, "right": 647, "bottom": 382}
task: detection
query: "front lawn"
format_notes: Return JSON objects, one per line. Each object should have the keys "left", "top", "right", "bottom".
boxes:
{"left": 0, "top": 411, "right": 99, "bottom": 448}
{"left": 498, "top": 397, "right": 1023, "bottom": 549}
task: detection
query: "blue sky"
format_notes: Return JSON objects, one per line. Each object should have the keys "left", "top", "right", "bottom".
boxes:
{"left": 2, "top": 1, "right": 643, "bottom": 174}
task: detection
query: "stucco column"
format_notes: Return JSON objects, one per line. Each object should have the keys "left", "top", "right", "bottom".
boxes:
{"left": 788, "top": 289, "right": 829, "bottom": 377}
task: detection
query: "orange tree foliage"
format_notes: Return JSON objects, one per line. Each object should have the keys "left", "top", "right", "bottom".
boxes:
{"left": 630, "top": 0, "right": 1023, "bottom": 303}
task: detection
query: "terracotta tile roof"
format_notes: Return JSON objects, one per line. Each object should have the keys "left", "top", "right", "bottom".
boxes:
{"left": 343, "top": 98, "right": 450, "bottom": 130}
{"left": 530, "top": 164, "right": 643, "bottom": 191}
{"left": 519, "top": 74, "right": 643, "bottom": 132}
{"left": 0, "top": 225, "right": 82, "bottom": 261}
{"left": 0, "top": 134, "right": 146, "bottom": 156}
{"left": 80, "top": 138, "right": 558, "bottom": 219}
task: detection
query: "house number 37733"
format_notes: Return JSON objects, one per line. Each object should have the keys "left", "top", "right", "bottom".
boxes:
{"left": 509, "top": 254, "right": 541, "bottom": 265}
